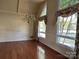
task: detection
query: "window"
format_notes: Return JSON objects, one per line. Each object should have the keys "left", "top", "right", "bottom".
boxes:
{"left": 38, "top": 3, "right": 47, "bottom": 38}
{"left": 57, "top": 0, "right": 79, "bottom": 50}
{"left": 40, "top": 4, "right": 47, "bottom": 17}
{"left": 38, "top": 20, "right": 46, "bottom": 38}
{"left": 57, "top": 13, "right": 77, "bottom": 49}
{"left": 59, "top": 0, "right": 79, "bottom": 10}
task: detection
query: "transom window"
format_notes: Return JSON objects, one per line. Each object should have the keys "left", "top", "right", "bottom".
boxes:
{"left": 59, "top": 0, "right": 79, "bottom": 9}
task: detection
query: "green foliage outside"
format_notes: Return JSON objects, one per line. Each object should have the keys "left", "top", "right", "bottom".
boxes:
{"left": 59, "top": 0, "right": 79, "bottom": 9}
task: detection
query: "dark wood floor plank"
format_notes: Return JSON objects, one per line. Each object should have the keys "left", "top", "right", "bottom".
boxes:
{"left": 0, "top": 40, "right": 68, "bottom": 59}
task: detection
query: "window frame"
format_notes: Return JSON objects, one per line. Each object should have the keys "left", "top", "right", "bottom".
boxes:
{"left": 59, "top": 0, "right": 79, "bottom": 10}
{"left": 38, "top": 2, "right": 47, "bottom": 39}
{"left": 56, "top": 3, "right": 79, "bottom": 50}
{"left": 38, "top": 16, "right": 47, "bottom": 39}
{"left": 56, "top": 14, "right": 77, "bottom": 49}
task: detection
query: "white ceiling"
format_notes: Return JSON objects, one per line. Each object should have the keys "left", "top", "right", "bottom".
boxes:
{"left": 31, "top": 0, "right": 45, "bottom": 3}
{"left": 0, "top": 0, "right": 45, "bottom": 15}
{"left": 26, "top": 0, "right": 45, "bottom": 4}
{"left": 24, "top": 0, "right": 45, "bottom": 15}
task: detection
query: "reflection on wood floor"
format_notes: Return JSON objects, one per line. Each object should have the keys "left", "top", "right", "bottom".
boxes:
{"left": 0, "top": 40, "right": 68, "bottom": 59}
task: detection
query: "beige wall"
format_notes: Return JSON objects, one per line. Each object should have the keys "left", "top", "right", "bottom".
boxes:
{"left": 38, "top": 0, "right": 74, "bottom": 58}
{"left": 0, "top": 0, "right": 17, "bottom": 12}
{"left": 0, "top": 12, "right": 34, "bottom": 42}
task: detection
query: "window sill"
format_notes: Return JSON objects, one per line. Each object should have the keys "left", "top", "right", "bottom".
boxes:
{"left": 56, "top": 42, "right": 75, "bottom": 51}
{"left": 38, "top": 37, "right": 46, "bottom": 40}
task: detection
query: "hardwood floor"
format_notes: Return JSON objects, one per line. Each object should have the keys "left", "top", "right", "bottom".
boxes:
{"left": 0, "top": 40, "right": 68, "bottom": 59}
